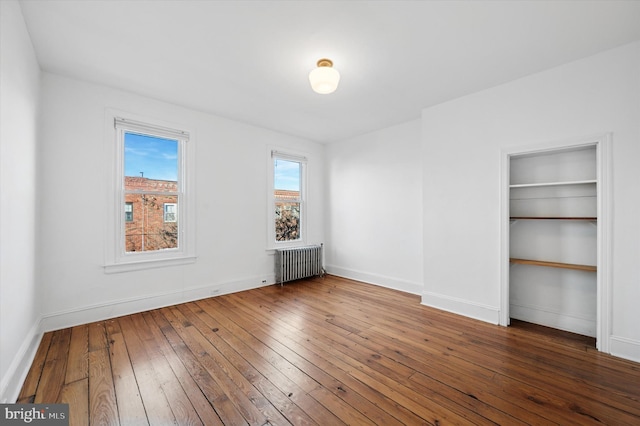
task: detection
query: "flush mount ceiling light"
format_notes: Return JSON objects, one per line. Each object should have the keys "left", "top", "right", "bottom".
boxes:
{"left": 308, "top": 58, "right": 340, "bottom": 94}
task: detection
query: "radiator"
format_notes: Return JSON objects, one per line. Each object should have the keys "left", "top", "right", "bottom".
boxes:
{"left": 275, "top": 244, "right": 324, "bottom": 284}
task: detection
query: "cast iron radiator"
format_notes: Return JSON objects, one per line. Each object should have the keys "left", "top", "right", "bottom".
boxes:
{"left": 275, "top": 244, "right": 324, "bottom": 284}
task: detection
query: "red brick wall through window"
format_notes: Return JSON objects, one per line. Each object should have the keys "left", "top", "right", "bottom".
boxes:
{"left": 124, "top": 177, "right": 178, "bottom": 252}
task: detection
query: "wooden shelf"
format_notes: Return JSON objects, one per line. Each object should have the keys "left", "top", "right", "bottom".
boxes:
{"left": 510, "top": 217, "right": 596, "bottom": 221}
{"left": 509, "top": 179, "right": 596, "bottom": 189}
{"left": 509, "top": 258, "right": 596, "bottom": 272}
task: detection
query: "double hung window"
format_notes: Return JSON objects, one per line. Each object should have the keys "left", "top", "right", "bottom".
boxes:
{"left": 106, "top": 115, "right": 195, "bottom": 272}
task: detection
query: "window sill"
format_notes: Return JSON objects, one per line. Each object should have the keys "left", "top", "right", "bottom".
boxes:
{"left": 267, "top": 241, "right": 308, "bottom": 251}
{"left": 104, "top": 255, "right": 197, "bottom": 274}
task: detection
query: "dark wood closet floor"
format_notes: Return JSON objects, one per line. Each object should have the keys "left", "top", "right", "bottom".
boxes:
{"left": 18, "top": 275, "right": 640, "bottom": 425}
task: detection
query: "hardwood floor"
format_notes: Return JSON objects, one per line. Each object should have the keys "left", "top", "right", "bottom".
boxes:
{"left": 18, "top": 275, "right": 640, "bottom": 425}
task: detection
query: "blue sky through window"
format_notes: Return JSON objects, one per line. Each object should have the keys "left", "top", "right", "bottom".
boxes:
{"left": 274, "top": 159, "right": 300, "bottom": 191}
{"left": 124, "top": 132, "right": 178, "bottom": 181}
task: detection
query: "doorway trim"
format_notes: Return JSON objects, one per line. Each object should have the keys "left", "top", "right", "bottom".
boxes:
{"left": 499, "top": 134, "right": 612, "bottom": 353}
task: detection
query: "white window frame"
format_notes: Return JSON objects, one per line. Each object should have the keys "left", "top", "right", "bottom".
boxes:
{"left": 267, "top": 148, "right": 307, "bottom": 249}
{"left": 105, "top": 111, "right": 196, "bottom": 273}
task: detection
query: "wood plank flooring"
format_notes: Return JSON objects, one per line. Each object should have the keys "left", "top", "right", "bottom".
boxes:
{"left": 18, "top": 275, "right": 640, "bottom": 425}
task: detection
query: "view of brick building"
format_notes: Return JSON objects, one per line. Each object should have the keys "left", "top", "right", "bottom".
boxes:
{"left": 124, "top": 177, "right": 178, "bottom": 252}
{"left": 274, "top": 189, "right": 299, "bottom": 201}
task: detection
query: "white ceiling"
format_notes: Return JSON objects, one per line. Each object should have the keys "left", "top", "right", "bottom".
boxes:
{"left": 18, "top": 0, "right": 640, "bottom": 143}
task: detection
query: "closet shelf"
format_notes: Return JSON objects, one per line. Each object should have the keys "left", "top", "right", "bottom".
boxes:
{"left": 510, "top": 217, "right": 596, "bottom": 221}
{"left": 509, "top": 179, "right": 596, "bottom": 188}
{"left": 509, "top": 258, "right": 596, "bottom": 272}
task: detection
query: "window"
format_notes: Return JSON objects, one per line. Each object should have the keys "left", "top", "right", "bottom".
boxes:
{"left": 269, "top": 150, "right": 307, "bottom": 247}
{"left": 164, "top": 203, "right": 177, "bottom": 222}
{"left": 124, "top": 202, "right": 133, "bottom": 222}
{"left": 105, "top": 114, "right": 195, "bottom": 273}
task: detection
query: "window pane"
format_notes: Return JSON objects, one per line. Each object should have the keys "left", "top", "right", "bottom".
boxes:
{"left": 124, "top": 132, "right": 178, "bottom": 180}
{"left": 275, "top": 201, "right": 300, "bottom": 241}
{"left": 124, "top": 194, "right": 178, "bottom": 252}
{"left": 274, "top": 159, "right": 300, "bottom": 192}
{"left": 273, "top": 157, "right": 303, "bottom": 243}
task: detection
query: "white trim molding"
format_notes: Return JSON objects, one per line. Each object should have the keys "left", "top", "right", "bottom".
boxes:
{"left": 1, "top": 274, "right": 276, "bottom": 402}
{"left": 39, "top": 275, "right": 274, "bottom": 333}
{"left": 0, "top": 321, "right": 42, "bottom": 403}
{"left": 595, "top": 135, "right": 613, "bottom": 353}
{"left": 510, "top": 302, "right": 596, "bottom": 337}
{"left": 326, "top": 264, "right": 423, "bottom": 296}
{"left": 421, "top": 291, "right": 500, "bottom": 325}
{"left": 609, "top": 335, "right": 640, "bottom": 364}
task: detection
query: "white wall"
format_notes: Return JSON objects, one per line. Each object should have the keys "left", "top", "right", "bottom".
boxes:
{"left": 325, "top": 120, "right": 423, "bottom": 294}
{"left": 36, "top": 73, "right": 325, "bottom": 330}
{"left": 422, "top": 41, "right": 640, "bottom": 361}
{"left": 0, "top": 0, "right": 42, "bottom": 402}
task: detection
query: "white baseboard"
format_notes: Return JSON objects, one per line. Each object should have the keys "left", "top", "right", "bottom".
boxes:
{"left": 325, "top": 264, "right": 423, "bottom": 295}
{"left": 421, "top": 291, "right": 500, "bottom": 324}
{"left": 510, "top": 302, "right": 596, "bottom": 337}
{"left": 0, "top": 320, "right": 43, "bottom": 403}
{"left": 5, "top": 274, "right": 638, "bottom": 403}
{"left": 2, "top": 275, "right": 275, "bottom": 403}
{"left": 610, "top": 335, "right": 640, "bottom": 363}
{"left": 40, "top": 274, "right": 275, "bottom": 332}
